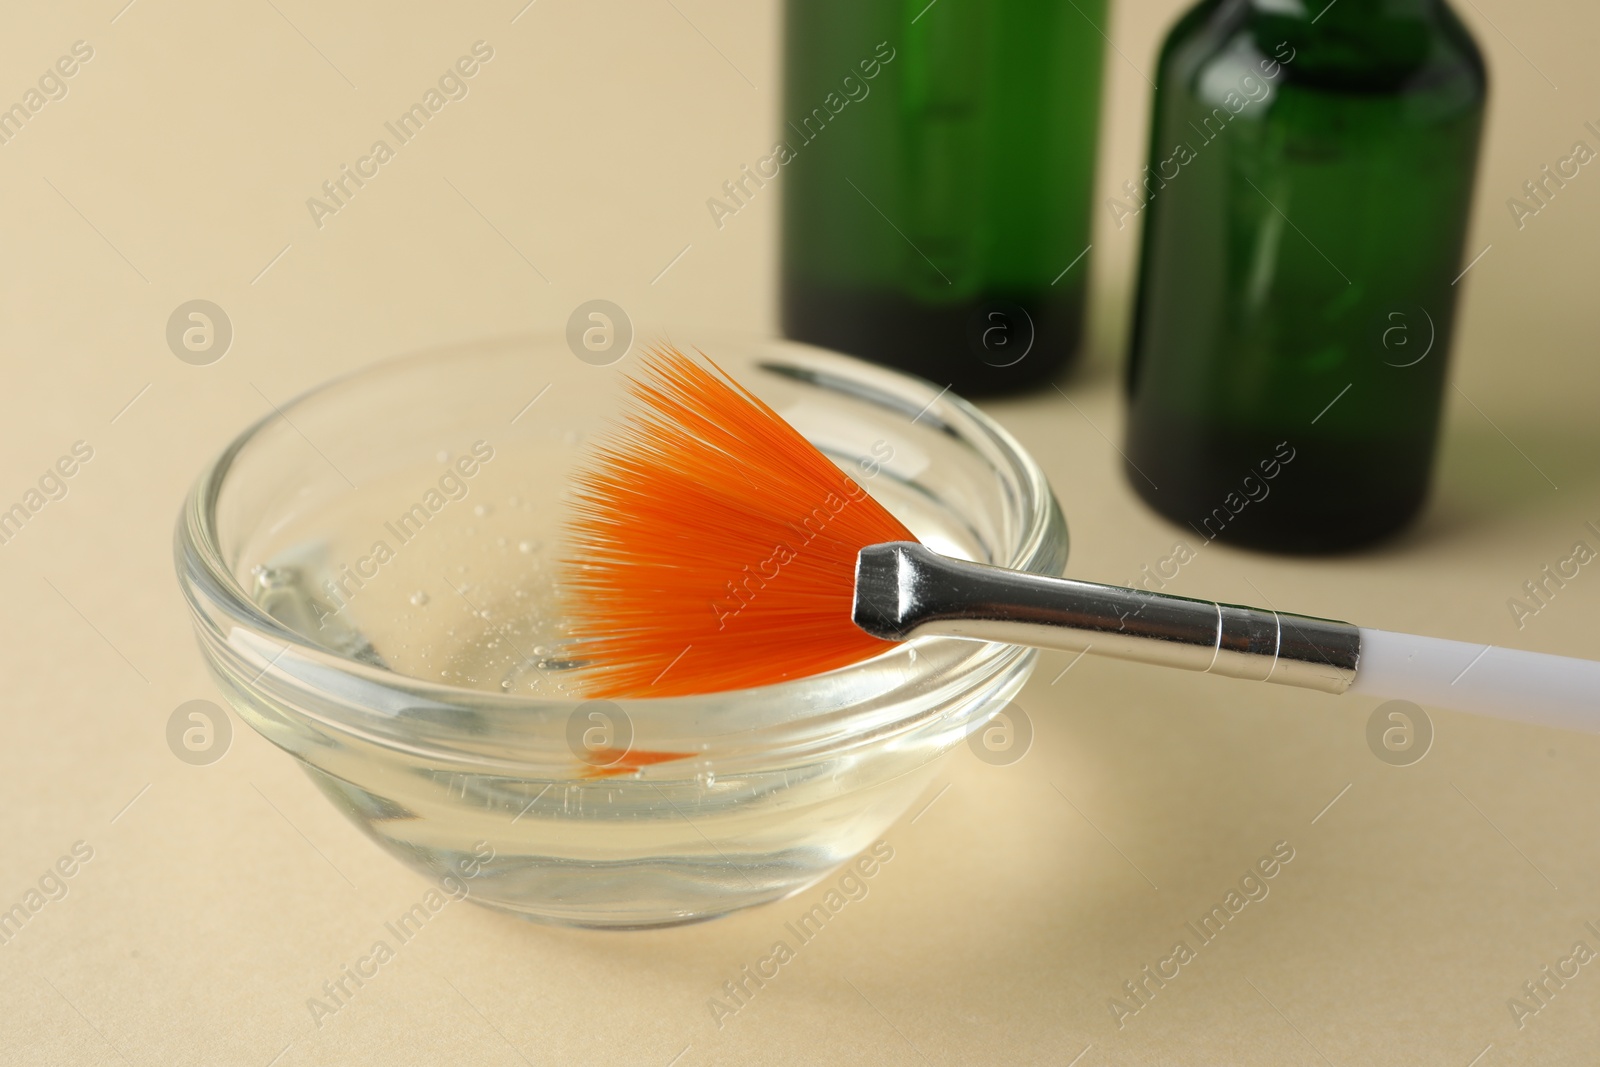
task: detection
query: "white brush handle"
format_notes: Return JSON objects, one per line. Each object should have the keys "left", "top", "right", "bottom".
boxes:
{"left": 1347, "top": 628, "right": 1600, "bottom": 731}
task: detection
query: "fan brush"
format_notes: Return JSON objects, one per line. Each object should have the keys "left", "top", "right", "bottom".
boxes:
{"left": 564, "top": 345, "right": 1600, "bottom": 732}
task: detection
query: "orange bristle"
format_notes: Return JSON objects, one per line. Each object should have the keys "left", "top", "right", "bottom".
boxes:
{"left": 564, "top": 344, "right": 918, "bottom": 698}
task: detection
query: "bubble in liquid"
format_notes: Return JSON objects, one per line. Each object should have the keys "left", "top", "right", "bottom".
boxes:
{"left": 474, "top": 504, "right": 491, "bottom": 517}
{"left": 410, "top": 591, "right": 430, "bottom": 606}
{"left": 253, "top": 565, "right": 295, "bottom": 591}
{"left": 518, "top": 540, "right": 538, "bottom": 554}
{"left": 436, "top": 450, "right": 450, "bottom": 463}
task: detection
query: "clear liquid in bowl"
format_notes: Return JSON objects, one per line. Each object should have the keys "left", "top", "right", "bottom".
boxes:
{"left": 241, "top": 438, "right": 1001, "bottom": 927}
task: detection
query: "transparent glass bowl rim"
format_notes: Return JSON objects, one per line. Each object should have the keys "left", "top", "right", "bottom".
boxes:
{"left": 175, "top": 336, "right": 1068, "bottom": 771}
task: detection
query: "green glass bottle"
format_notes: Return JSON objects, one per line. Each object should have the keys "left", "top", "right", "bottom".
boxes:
{"left": 779, "top": 0, "right": 1107, "bottom": 395}
{"left": 1123, "top": 0, "right": 1486, "bottom": 552}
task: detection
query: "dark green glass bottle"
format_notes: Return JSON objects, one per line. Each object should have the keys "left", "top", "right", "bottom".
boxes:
{"left": 1123, "top": 0, "right": 1486, "bottom": 552}
{"left": 779, "top": 0, "right": 1106, "bottom": 395}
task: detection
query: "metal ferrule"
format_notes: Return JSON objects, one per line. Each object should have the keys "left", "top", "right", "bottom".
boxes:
{"left": 853, "top": 542, "right": 1360, "bottom": 695}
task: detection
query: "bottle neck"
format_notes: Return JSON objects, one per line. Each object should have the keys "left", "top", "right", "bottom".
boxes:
{"left": 1238, "top": 0, "right": 1458, "bottom": 79}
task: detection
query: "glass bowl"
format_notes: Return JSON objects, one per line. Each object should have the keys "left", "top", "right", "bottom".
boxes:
{"left": 175, "top": 336, "right": 1067, "bottom": 928}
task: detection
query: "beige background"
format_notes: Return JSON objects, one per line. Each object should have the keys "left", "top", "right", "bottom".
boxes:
{"left": 3, "top": 0, "right": 1599, "bottom": 1064}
